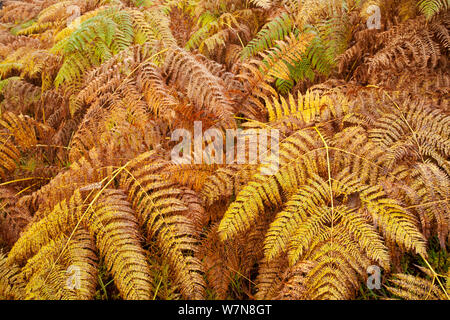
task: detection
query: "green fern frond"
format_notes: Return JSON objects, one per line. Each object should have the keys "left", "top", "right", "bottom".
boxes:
{"left": 260, "top": 32, "right": 314, "bottom": 81}
{"left": 241, "top": 13, "right": 295, "bottom": 60}
{"left": 417, "top": 0, "right": 449, "bottom": 20}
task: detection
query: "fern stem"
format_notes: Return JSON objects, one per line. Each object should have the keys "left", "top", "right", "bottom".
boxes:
{"left": 420, "top": 253, "right": 450, "bottom": 300}
{"left": 313, "top": 126, "right": 335, "bottom": 243}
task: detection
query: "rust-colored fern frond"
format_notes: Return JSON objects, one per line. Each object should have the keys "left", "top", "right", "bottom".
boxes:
{"left": 163, "top": 46, "right": 236, "bottom": 128}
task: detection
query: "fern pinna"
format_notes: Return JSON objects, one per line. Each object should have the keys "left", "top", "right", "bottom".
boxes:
{"left": 0, "top": 0, "right": 449, "bottom": 300}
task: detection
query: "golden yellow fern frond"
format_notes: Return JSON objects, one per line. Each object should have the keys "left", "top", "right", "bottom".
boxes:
{"left": 200, "top": 164, "right": 257, "bottom": 207}
{"left": 20, "top": 228, "right": 97, "bottom": 300}
{"left": 262, "top": 89, "right": 350, "bottom": 134}
{"left": 0, "top": 112, "right": 37, "bottom": 149}
{"left": 120, "top": 151, "right": 206, "bottom": 299}
{"left": 387, "top": 271, "right": 449, "bottom": 300}
{"left": 299, "top": 228, "right": 371, "bottom": 299}
{"left": 0, "top": 252, "right": 25, "bottom": 300}
{"left": 92, "top": 189, "right": 153, "bottom": 300}
{"left": 218, "top": 129, "right": 323, "bottom": 241}
{"left": 8, "top": 188, "right": 153, "bottom": 299}
{"left": 20, "top": 228, "right": 98, "bottom": 300}
{"left": 24, "top": 261, "right": 76, "bottom": 300}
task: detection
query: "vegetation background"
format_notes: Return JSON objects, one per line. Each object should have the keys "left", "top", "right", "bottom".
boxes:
{"left": 0, "top": 0, "right": 448, "bottom": 300}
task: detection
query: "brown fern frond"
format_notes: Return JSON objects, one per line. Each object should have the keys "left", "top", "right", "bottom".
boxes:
{"left": 163, "top": 46, "right": 236, "bottom": 128}
{"left": 0, "top": 134, "right": 20, "bottom": 179}
{"left": 383, "top": 163, "right": 450, "bottom": 248}
{"left": 0, "top": 187, "right": 32, "bottom": 249}
{"left": 0, "top": 78, "right": 41, "bottom": 116}
{"left": 0, "top": 1, "right": 42, "bottom": 23}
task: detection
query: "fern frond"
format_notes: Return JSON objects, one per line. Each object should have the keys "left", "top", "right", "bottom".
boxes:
{"left": 21, "top": 228, "right": 97, "bottom": 300}
{"left": 8, "top": 188, "right": 153, "bottom": 299}
{"left": 241, "top": 13, "right": 294, "bottom": 60}
{"left": 259, "top": 32, "right": 314, "bottom": 81}
{"left": 264, "top": 90, "right": 348, "bottom": 127}
{"left": 93, "top": 189, "right": 153, "bottom": 300}
{"left": 417, "top": 0, "right": 449, "bottom": 20}
{"left": 0, "top": 187, "right": 31, "bottom": 248}
{"left": 52, "top": 7, "right": 140, "bottom": 88}
{"left": 120, "top": 151, "right": 206, "bottom": 299}
{"left": 249, "top": 0, "right": 273, "bottom": 9}
{"left": 0, "top": 252, "right": 25, "bottom": 299}
{"left": 0, "top": 112, "right": 37, "bottom": 149}
{"left": 163, "top": 46, "right": 235, "bottom": 127}
{"left": 387, "top": 272, "right": 449, "bottom": 299}
{"left": 0, "top": 134, "right": 20, "bottom": 179}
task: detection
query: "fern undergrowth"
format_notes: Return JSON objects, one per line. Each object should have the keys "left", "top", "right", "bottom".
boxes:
{"left": 0, "top": 0, "right": 448, "bottom": 300}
